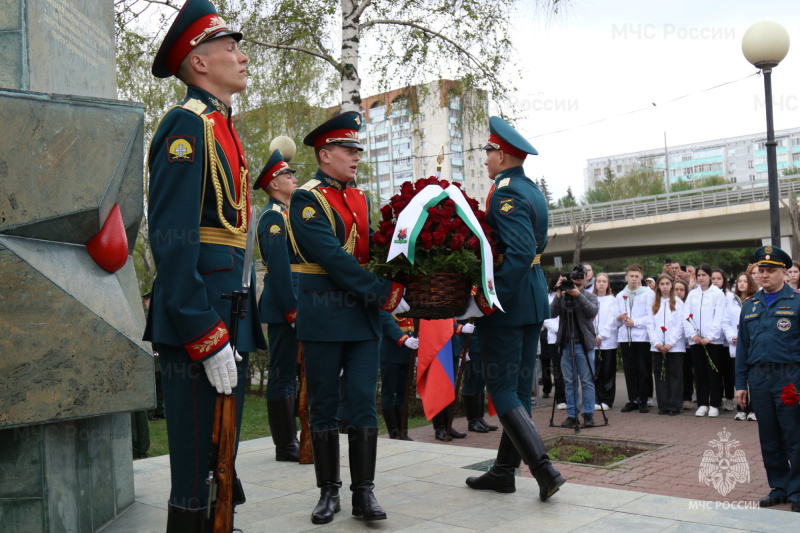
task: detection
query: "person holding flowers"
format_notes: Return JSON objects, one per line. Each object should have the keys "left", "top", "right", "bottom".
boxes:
{"left": 613, "top": 264, "right": 655, "bottom": 413}
{"left": 287, "top": 111, "right": 409, "bottom": 524}
{"left": 647, "top": 274, "right": 685, "bottom": 415}
{"left": 735, "top": 246, "right": 800, "bottom": 512}
{"left": 723, "top": 272, "right": 758, "bottom": 421}
{"left": 462, "top": 116, "right": 565, "bottom": 503}
{"left": 682, "top": 263, "right": 726, "bottom": 418}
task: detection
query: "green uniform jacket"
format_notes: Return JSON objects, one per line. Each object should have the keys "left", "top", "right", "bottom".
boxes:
{"left": 478, "top": 166, "right": 550, "bottom": 327}
{"left": 144, "top": 86, "right": 266, "bottom": 359}
{"left": 288, "top": 170, "right": 403, "bottom": 342}
{"left": 257, "top": 198, "right": 298, "bottom": 324}
{"left": 735, "top": 283, "right": 800, "bottom": 389}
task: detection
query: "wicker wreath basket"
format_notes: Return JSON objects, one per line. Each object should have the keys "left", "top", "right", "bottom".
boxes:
{"left": 394, "top": 272, "right": 472, "bottom": 319}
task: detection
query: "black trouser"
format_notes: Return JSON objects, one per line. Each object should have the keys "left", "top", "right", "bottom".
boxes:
{"left": 595, "top": 348, "right": 617, "bottom": 407}
{"left": 539, "top": 337, "right": 555, "bottom": 395}
{"left": 682, "top": 351, "right": 694, "bottom": 401}
{"left": 551, "top": 343, "right": 566, "bottom": 404}
{"left": 652, "top": 351, "right": 683, "bottom": 412}
{"left": 620, "top": 342, "right": 650, "bottom": 404}
{"left": 691, "top": 343, "right": 726, "bottom": 408}
{"left": 721, "top": 353, "right": 735, "bottom": 400}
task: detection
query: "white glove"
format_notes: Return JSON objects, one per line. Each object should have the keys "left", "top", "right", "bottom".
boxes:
{"left": 404, "top": 336, "right": 420, "bottom": 350}
{"left": 290, "top": 322, "right": 296, "bottom": 329}
{"left": 202, "top": 343, "right": 239, "bottom": 395}
{"left": 393, "top": 297, "right": 411, "bottom": 315}
{"left": 456, "top": 296, "right": 484, "bottom": 320}
{"left": 461, "top": 323, "right": 476, "bottom": 334}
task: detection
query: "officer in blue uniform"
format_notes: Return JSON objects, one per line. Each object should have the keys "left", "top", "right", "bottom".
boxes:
{"left": 735, "top": 245, "right": 800, "bottom": 512}
{"left": 378, "top": 311, "right": 418, "bottom": 440}
{"left": 287, "top": 111, "right": 409, "bottom": 524}
{"left": 144, "top": 1, "right": 267, "bottom": 530}
{"left": 463, "top": 117, "right": 565, "bottom": 501}
{"left": 254, "top": 149, "right": 300, "bottom": 462}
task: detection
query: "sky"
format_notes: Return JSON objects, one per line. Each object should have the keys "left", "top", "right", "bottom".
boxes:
{"left": 506, "top": 0, "right": 800, "bottom": 200}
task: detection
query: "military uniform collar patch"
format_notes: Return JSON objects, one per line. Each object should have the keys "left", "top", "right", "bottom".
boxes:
{"left": 186, "top": 86, "right": 230, "bottom": 119}
{"left": 208, "top": 97, "right": 229, "bottom": 119}
{"left": 317, "top": 171, "right": 346, "bottom": 191}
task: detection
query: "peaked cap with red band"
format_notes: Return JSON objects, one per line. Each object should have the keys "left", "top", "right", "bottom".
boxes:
{"left": 152, "top": 0, "right": 243, "bottom": 79}
{"left": 254, "top": 149, "right": 296, "bottom": 190}
{"left": 303, "top": 111, "right": 364, "bottom": 151}
{"left": 482, "top": 116, "right": 538, "bottom": 160}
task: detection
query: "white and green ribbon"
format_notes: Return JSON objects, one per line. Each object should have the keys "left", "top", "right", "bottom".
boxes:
{"left": 386, "top": 184, "right": 502, "bottom": 311}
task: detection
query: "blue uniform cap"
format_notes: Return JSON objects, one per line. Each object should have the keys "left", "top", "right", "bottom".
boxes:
{"left": 482, "top": 116, "right": 538, "bottom": 158}
{"left": 752, "top": 245, "right": 792, "bottom": 269}
{"left": 303, "top": 111, "right": 364, "bottom": 151}
{"left": 152, "top": 0, "right": 243, "bottom": 79}
{"left": 253, "top": 149, "right": 295, "bottom": 191}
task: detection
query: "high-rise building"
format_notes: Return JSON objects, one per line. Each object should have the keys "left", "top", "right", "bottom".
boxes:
{"left": 584, "top": 126, "right": 800, "bottom": 191}
{"left": 358, "top": 79, "right": 490, "bottom": 206}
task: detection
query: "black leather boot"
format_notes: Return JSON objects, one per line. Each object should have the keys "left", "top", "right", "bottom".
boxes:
{"left": 500, "top": 406, "right": 565, "bottom": 501}
{"left": 267, "top": 396, "right": 300, "bottom": 462}
{"left": 337, "top": 419, "right": 349, "bottom": 434}
{"left": 166, "top": 504, "right": 210, "bottom": 533}
{"left": 478, "top": 392, "right": 498, "bottom": 431}
{"left": 465, "top": 431, "right": 521, "bottom": 493}
{"left": 348, "top": 427, "right": 387, "bottom": 521}
{"left": 465, "top": 394, "right": 489, "bottom": 433}
{"left": 382, "top": 407, "right": 401, "bottom": 439}
{"left": 310, "top": 429, "right": 342, "bottom": 524}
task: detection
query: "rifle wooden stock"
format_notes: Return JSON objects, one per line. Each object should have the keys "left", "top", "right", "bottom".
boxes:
{"left": 296, "top": 341, "right": 313, "bottom": 464}
{"left": 210, "top": 394, "right": 237, "bottom": 533}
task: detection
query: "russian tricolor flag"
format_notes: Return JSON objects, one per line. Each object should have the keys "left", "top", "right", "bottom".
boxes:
{"left": 416, "top": 319, "right": 456, "bottom": 420}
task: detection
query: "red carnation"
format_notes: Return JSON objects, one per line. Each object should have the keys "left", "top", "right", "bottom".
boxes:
{"left": 380, "top": 204, "right": 393, "bottom": 221}
{"left": 432, "top": 230, "right": 448, "bottom": 247}
{"left": 781, "top": 384, "right": 800, "bottom": 407}
{"left": 466, "top": 237, "right": 480, "bottom": 251}
{"left": 660, "top": 326, "right": 667, "bottom": 332}
{"left": 419, "top": 232, "right": 433, "bottom": 250}
{"left": 372, "top": 232, "right": 388, "bottom": 246}
{"left": 450, "top": 233, "right": 466, "bottom": 251}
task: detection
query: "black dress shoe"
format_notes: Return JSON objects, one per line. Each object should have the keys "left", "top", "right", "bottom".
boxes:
{"left": 468, "top": 419, "right": 489, "bottom": 433}
{"left": 560, "top": 417, "right": 577, "bottom": 428}
{"left": 620, "top": 402, "right": 637, "bottom": 412}
{"left": 638, "top": 405, "right": 649, "bottom": 413}
{"left": 449, "top": 427, "right": 467, "bottom": 439}
{"left": 759, "top": 495, "right": 787, "bottom": 507}
{"left": 434, "top": 428, "right": 447, "bottom": 441}
{"left": 478, "top": 418, "right": 499, "bottom": 431}
{"left": 792, "top": 501, "right": 800, "bottom": 512}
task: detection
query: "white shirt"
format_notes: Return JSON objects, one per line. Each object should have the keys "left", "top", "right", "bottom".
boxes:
{"left": 613, "top": 287, "right": 656, "bottom": 344}
{"left": 682, "top": 284, "right": 725, "bottom": 345}
{"left": 647, "top": 297, "right": 686, "bottom": 353}
{"left": 595, "top": 294, "right": 619, "bottom": 350}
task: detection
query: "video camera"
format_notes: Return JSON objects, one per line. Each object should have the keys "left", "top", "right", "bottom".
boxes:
{"left": 560, "top": 264, "right": 586, "bottom": 291}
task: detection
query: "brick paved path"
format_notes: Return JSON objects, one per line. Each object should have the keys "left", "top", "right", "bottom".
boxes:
{"left": 405, "top": 373, "right": 795, "bottom": 512}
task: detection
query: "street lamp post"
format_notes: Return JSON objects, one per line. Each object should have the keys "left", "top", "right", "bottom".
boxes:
{"left": 742, "top": 21, "right": 791, "bottom": 247}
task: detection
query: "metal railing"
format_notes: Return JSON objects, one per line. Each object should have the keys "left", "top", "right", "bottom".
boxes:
{"left": 549, "top": 176, "right": 800, "bottom": 228}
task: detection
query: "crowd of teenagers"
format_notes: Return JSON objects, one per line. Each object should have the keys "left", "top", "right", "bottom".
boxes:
{"left": 538, "top": 259, "right": 800, "bottom": 425}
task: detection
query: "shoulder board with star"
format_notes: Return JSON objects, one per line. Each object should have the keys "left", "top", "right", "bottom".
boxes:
{"left": 181, "top": 98, "right": 208, "bottom": 116}
{"left": 497, "top": 178, "right": 511, "bottom": 188}
{"left": 299, "top": 179, "right": 321, "bottom": 191}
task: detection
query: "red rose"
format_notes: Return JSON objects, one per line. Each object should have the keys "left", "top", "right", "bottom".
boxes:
{"left": 450, "top": 233, "right": 465, "bottom": 251}
{"left": 466, "top": 237, "right": 480, "bottom": 251}
{"left": 781, "top": 383, "right": 800, "bottom": 407}
{"left": 419, "top": 232, "right": 433, "bottom": 250}
{"left": 393, "top": 200, "right": 408, "bottom": 217}
{"left": 380, "top": 204, "right": 393, "bottom": 221}
{"left": 400, "top": 181, "right": 414, "bottom": 195}
{"left": 432, "top": 230, "right": 448, "bottom": 246}
{"left": 467, "top": 197, "right": 479, "bottom": 211}
{"left": 475, "top": 211, "right": 486, "bottom": 223}
{"left": 440, "top": 203, "right": 456, "bottom": 219}
{"left": 439, "top": 179, "right": 450, "bottom": 189}
{"left": 372, "top": 232, "right": 388, "bottom": 246}
{"left": 415, "top": 178, "right": 428, "bottom": 192}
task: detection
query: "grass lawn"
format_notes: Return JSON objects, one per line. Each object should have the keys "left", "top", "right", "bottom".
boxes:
{"left": 145, "top": 389, "right": 434, "bottom": 458}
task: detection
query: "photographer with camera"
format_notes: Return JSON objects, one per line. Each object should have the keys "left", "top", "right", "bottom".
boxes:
{"left": 550, "top": 265, "right": 599, "bottom": 428}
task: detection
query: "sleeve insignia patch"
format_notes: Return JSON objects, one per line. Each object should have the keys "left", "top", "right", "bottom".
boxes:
{"left": 301, "top": 205, "right": 318, "bottom": 222}
{"left": 499, "top": 198, "right": 514, "bottom": 214}
{"left": 167, "top": 136, "right": 195, "bottom": 162}
{"left": 269, "top": 224, "right": 282, "bottom": 235}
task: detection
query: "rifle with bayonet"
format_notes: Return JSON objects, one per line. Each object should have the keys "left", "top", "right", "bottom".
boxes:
{"left": 207, "top": 204, "right": 257, "bottom": 532}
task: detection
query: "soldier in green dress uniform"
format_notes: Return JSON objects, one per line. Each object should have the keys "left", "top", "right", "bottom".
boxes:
{"left": 144, "top": 0, "right": 267, "bottom": 530}
{"left": 379, "top": 312, "right": 418, "bottom": 440}
{"left": 462, "top": 117, "right": 565, "bottom": 502}
{"left": 254, "top": 149, "right": 300, "bottom": 462}
{"left": 287, "top": 111, "right": 409, "bottom": 524}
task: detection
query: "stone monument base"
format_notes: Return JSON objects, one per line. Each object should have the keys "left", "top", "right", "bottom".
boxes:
{"left": 0, "top": 413, "right": 135, "bottom": 532}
